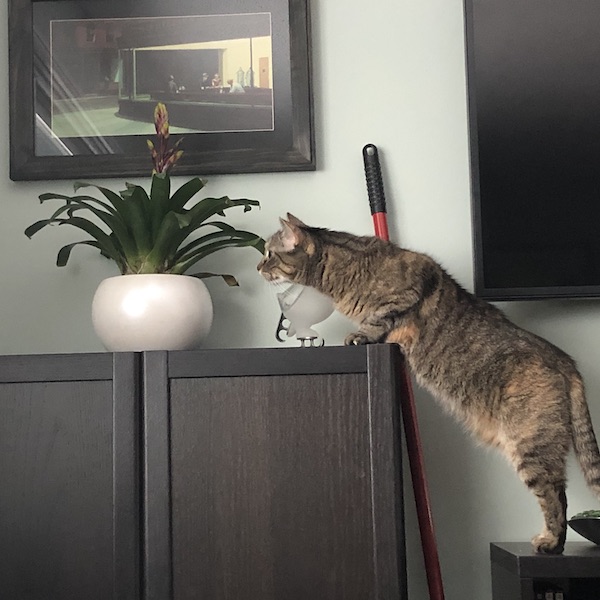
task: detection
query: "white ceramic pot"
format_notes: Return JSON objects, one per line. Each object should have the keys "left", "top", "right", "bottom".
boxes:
{"left": 92, "top": 274, "right": 213, "bottom": 351}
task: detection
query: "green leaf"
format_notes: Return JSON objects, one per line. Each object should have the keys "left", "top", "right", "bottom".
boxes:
{"left": 56, "top": 216, "right": 123, "bottom": 265}
{"left": 73, "top": 182, "right": 129, "bottom": 217}
{"left": 139, "top": 212, "right": 182, "bottom": 273}
{"left": 188, "top": 272, "right": 240, "bottom": 286}
{"left": 249, "top": 235, "right": 265, "bottom": 253}
{"left": 176, "top": 197, "right": 256, "bottom": 229}
{"left": 187, "top": 220, "right": 239, "bottom": 233}
{"left": 30, "top": 196, "right": 138, "bottom": 265}
{"left": 40, "top": 191, "right": 117, "bottom": 217}
{"left": 119, "top": 184, "right": 153, "bottom": 256}
{"left": 169, "top": 177, "right": 205, "bottom": 212}
{"left": 174, "top": 229, "right": 264, "bottom": 263}
{"left": 172, "top": 232, "right": 264, "bottom": 275}
{"left": 149, "top": 172, "right": 171, "bottom": 239}
{"left": 25, "top": 219, "right": 55, "bottom": 238}
{"left": 172, "top": 197, "right": 261, "bottom": 251}
{"left": 74, "top": 182, "right": 137, "bottom": 235}
{"left": 56, "top": 240, "right": 119, "bottom": 269}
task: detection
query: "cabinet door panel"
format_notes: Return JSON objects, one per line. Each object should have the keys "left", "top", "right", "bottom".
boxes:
{"left": 0, "top": 352, "right": 140, "bottom": 600}
{"left": 0, "top": 381, "right": 114, "bottom": 600}
{"left": 169, "top": 373, "right": 376, "bottom": 600}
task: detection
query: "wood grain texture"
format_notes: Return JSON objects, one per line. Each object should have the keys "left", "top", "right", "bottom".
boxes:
{"left": 170, "top": 374, "right": 372, "bottom": 600}
{"left": 113, "top": 353, "right": 141, "bottom": 600}
{"left": 366, "top": 345, "right": 406, "bottom": 600}
{"left": 166, "top": 352, "right": 404, "bottom": 600}
{"left": 0, "top": 353, "right": 140, "bottom": 600}
{"left": 0, "top": 352, "right": 112, "bottom": 383}
{"left": 0, "top": 346, "right": 404, "bottom": 600}
{"left": 142, "top": 351, "right": 173, "bottom": 600}
{"left": 167, "top": 345, "right": 369, "bottom": 379}
{"left": 0, "top": 380, "right": 114, "bottom": 600}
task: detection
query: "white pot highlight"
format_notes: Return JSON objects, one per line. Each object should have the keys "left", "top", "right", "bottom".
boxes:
{"left": 92, "top": 274, "right": 213, "bottom": 351}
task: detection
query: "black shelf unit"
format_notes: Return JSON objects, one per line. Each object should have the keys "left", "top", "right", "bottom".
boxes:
{"left": 491, "top": 542, "right": 600, "bottom": 600}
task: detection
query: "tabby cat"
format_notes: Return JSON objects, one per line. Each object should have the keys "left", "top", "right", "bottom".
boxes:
{"left": 257, "top": 213, "right": 600, "bottom": 554}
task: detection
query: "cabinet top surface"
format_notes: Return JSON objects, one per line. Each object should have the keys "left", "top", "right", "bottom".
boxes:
{"left": 491, "top": 542, "right": 600, "bottom": 578}
{"left": 166, "top": 344, "right": 401, "bottom": 378}
{"left": 0, "top": 344, "right": 403, "bottom": 381}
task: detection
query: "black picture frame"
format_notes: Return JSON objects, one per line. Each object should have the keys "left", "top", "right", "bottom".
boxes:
{"left": 9, "top": 0, "right": 314, "bottom": 181}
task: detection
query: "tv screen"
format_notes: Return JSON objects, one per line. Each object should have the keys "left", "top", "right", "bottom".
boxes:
{"left": 464, "top": 0, "right": 600, "bottom": 300}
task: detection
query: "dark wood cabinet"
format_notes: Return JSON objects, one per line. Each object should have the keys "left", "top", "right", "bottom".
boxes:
{"left": 0, "top": 345, "right": 406, "bottom": 600}
{"left": 491, "top": 542, "right": 600, "bottom": 600}
{"left": 0, "top": 353, "right": 140, "bottom": 600}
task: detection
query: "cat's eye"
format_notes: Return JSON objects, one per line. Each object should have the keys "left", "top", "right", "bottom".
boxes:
{"left": 265, "top": 250, "right": 272, "bottom": 259}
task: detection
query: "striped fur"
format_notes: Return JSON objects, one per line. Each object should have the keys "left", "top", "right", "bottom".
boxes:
{"left": 257, "top": 214, "right": 600, "bottom": 554}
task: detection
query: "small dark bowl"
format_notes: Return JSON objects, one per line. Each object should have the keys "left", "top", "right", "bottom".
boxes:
{"left": 568, "top": 517, "right": 600, "bottom": 545}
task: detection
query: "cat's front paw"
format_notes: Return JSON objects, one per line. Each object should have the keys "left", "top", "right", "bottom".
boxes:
{"left": 344, "top": 332, "right": 373, "bottom": 346}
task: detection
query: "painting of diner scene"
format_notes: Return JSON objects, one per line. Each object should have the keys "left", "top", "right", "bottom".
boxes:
{"left": 45, "top": 13, "right": 274, "bottom": 143}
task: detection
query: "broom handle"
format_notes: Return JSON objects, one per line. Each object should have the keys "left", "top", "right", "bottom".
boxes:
{"left": 363, "top": 144, "right": 390, "bottom": 240}
{"left": 363, "top": 144, "right": 445, "bottom": 600}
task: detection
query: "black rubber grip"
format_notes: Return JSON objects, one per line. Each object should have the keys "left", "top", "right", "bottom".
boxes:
{"left": 362, "top": 144, "right": 386, "bottom": 215}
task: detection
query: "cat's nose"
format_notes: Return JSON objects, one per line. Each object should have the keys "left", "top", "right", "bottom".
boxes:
{"left": 256, "top": 259, "right": 265, "bottom": 271}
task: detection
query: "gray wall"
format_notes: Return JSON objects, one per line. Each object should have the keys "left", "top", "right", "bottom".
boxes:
{"left": 2, "top": 1, "right": 600, "bottom": 598}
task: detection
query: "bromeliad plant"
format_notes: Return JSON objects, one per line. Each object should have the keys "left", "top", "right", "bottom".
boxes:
{"left": 25, "top": 102, "right": 265, "bottom": 286}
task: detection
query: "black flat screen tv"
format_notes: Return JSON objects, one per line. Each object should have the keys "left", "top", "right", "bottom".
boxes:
{"left": 464, "top": 0, "right": 600, "bottom": 300}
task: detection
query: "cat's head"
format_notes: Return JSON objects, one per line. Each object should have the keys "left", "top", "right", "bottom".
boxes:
{"left": 257, "top": 213, "right": 317, "bottom": 284}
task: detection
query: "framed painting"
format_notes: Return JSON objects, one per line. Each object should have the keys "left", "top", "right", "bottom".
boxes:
{"left": 8, "top": 0, "right": 314, "bottom": 181}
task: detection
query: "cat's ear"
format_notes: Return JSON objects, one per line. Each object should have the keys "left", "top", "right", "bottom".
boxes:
{"left": 279, "top": 217, "right": 305, "bottom": 251}
{"left": 286, "top": 213, "right": 308, "bottom": 228}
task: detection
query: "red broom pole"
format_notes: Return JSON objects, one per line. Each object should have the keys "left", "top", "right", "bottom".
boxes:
{"left": 363, "top": 144, "right": 445, "bottom": 600}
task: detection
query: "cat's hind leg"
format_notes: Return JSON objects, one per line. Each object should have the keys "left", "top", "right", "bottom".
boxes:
{"left": 511, "top": 445, "right": 568, "bottom": 554}
{"left": 526, "top": 479, "right": 567, "bottom": 554}
{"left": 501, "top": 372, "right": 571, "bottom": 554}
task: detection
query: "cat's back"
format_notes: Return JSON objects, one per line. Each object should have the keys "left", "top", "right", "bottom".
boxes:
{"left": 314, "top": 232, "right": 575, "bottom": 374}
{"left": 400, "top": 253, "right": 578, "bottom": 396}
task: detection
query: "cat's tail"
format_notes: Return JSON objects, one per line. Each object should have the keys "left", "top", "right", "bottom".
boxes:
{"left": 570, "top": 375, "right": 600, "bottom": 499}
